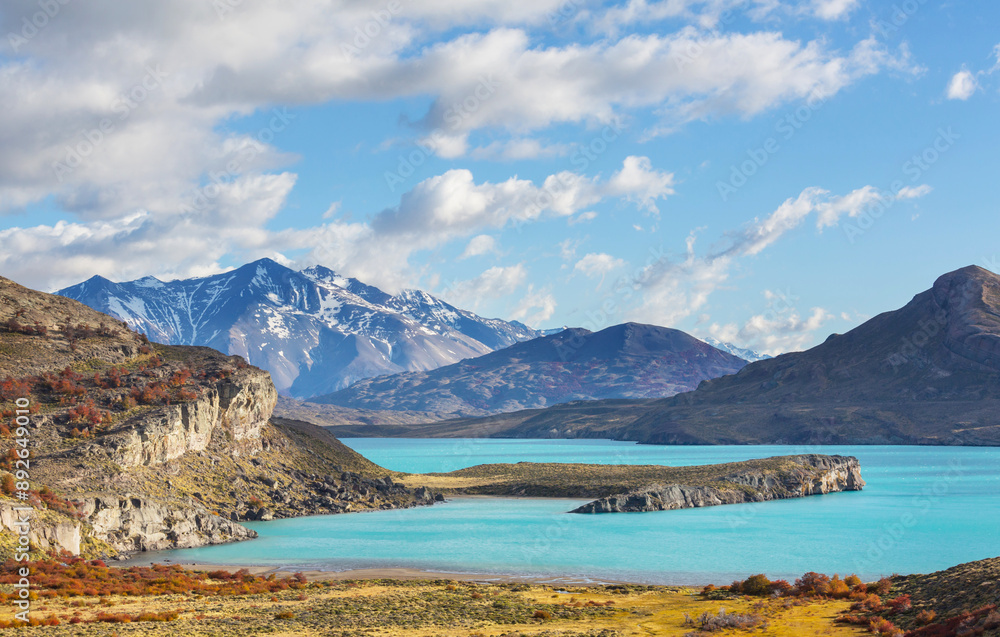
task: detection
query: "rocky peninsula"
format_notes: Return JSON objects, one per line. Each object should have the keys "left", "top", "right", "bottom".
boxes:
{"left": 570, "top": 454, "right": 864, "bottom": 513}
{"left": 399, "top": 453, "right": 866, "bottom": 512}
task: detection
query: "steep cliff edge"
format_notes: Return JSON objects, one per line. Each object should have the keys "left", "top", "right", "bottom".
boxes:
{"left": 0, "top": 275, "right": 438, "bottom": 560}
{"left": 570, "top": 455, "right": 864, "bottom": 513}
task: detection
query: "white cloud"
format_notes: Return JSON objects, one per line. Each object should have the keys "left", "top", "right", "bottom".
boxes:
{"left": 574, "top": 253, "right": 627, "bottom": 278}
{"left": 596, "top": 0, "right": 781, "bottom": 32}
{"left": 709, "top": 306, "right": 834, "bottom": 355}
{"left": 459, "top": 234, "right": 499, "bottom": 259}
{"left": 509, "top": 286, "right": 557, "bottom": 327}
{"left": 322, "top": 201, "right": 342, "bottom": 219}
{"left": 946, "top": 68, "right": 978, "bottom": 100}
{"left": 568, "top": 211, "right": 599, "bottom": 225}
{"left": 0, "top": 173, "right": 298, "bottom": 291}
{"left": 603, "top": 156, "right": 675, "bottom": 214}
{"left": 896, "top": 184, "right": 932, "bottom": 200}
{"left": 812, "top": 0, "right": 858, "bottom": 20}
{"left": 469, "top": 139, "right": 570, "bottom": 161}
{"left": 366, "top": 156, "right": 673, "bottom": 259}
{"left": 437, "top": 264, "right": 528, "bottom": 311}
{"left": 626, "top": 183, "right": 931, "bottom": 328}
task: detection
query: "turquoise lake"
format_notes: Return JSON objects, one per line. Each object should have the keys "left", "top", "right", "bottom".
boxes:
{"left": 140, "top": 440, "right": 1000, "bottom": 585}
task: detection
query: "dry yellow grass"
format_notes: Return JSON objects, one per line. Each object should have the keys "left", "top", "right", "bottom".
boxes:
{"left": 8, "top": 578, "right": 867, "bottom": 636}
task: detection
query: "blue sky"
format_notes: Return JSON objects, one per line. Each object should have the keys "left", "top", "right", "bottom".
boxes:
{"left": 0, "top": 0, "right": 997, "bottom": 353}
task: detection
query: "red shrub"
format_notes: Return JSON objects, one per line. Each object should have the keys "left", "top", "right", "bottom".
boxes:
{"left": 887, "top": 594, "right": 911, "bottom": 613}
{"left": 794, "top": 572, "right": 831, "bottom": 597}
{"left": 868, "top": 616, "right": 901, "bottom": 636}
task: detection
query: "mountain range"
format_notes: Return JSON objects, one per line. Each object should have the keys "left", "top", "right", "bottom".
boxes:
{"left": 57, "top": 258, "right": 539, "bottom": 398}
{"left": 334, "top": 265, "right": 1000, "bottom": 445}
{"left": 310, "top": 323, "right": 749, "bottom": 417}
{"left": 699, "top": 337, "right": 771, "bottom": 362}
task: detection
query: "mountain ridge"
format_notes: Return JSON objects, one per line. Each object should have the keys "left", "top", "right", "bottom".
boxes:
{"left": 58, "top": 259, "right": 539, "bottom": 399}
{"left": 309, "top": 322, "right": 749, "bottom": 417}
{"left": 337, "top": 265, "right": 1000, "bottom": 445}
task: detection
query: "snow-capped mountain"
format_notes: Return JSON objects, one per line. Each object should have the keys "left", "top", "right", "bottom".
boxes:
{"left": 57, "top": 258, "right": 540, "bottom": 398}
{"left": 699, "top": 337, "right": 772, "bottom": 363}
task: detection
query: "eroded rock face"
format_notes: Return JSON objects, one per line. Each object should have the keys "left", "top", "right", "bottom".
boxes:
{"left": 571, "top": 455, "right": 865, "bottom": 514}
{"left": 75, "top": 495, "right": 256, "bottom": 553}
{"left": 0, "top": 503, "right": 81, "bottom": 555}
{"left": 108, "top": 368, "right": 277, "bottom": 468}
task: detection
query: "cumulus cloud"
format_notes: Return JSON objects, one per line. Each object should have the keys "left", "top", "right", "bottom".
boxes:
{"left": 368, "top": 156, "right": 673, "bottom": 256}
{"left": 603, "top": 156, "right": 675, "bottom": 214}
{"left": 811, "top": 0, "right": 858, "bottom": 20}
{"left": 574, "top": 253, "right": 627, "bottom": 277}
{"left": 435, "top": 264, "right": 531, "bottom": 313}
{"left": 946, "top": 68, "right": 978, "bottom": 100}
{"left": 0, "top": 173, "right": 298, "bottom": 291}
{"left": 708, "top": 305, "right": 834, "bottom": 354}
{"left": 509, "top": 286, "right": 558, "bottom": 326}
{"left": 0, "top": 0, "right": 916, "bottom": 221}
{"left": 459, "top": 234, "right": 499, "bottom": 259}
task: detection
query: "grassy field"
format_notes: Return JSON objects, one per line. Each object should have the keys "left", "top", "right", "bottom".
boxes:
{"left": 0, "top": 571, "right": 866, "bottom": 636}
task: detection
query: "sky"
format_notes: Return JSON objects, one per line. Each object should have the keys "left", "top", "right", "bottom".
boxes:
{"left": 0, "top": 0, "right": 997, "bottom": 355}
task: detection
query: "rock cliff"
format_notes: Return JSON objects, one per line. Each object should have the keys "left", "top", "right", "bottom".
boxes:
{"left": 76, "top": 494, "right": 257, "bottom": 553}
{"left": 0, "top": 275, "right": 440, "bottom": 561}
{"left": 570, "top": 455, "right": 864, "bottom": 513}
{"left": 105, "top": 367, "right": 276, "bottom": 468}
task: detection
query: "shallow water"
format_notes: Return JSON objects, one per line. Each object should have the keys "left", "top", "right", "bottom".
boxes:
{"left": 143, "top": 440, "right": 1000, "bottom": 584}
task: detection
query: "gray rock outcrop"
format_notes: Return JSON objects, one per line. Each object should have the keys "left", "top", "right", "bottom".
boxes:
{"left": 75, "top": 494, "right": 256, "bottom": 553}
{"left": 106, "top": 368, "right": 277, "bottom": 468}
{"left": 571, "top": 455, "right": 864, "bottom": 513}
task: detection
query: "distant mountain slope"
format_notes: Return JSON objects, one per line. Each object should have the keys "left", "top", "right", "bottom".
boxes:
{"left": 310, "top": 323, "right": 748, "bottom": 417}
{"left": 700, "top": 337, "right": 771, "bottom": 362}
{"left": 57, "top": 259, "right": 539, "bottom": 399}
{"left": 351, "top": 266, "right": 1000, "bottom": 445}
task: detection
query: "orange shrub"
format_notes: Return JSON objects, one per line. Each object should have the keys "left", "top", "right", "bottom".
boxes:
{"left": 915, "top": 609, "right": 936, "bottom": 625}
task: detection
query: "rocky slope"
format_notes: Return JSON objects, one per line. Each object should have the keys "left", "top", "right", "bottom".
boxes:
{"left": 0, "top": 275, "right": 439, "bottom": 560}
{"left": 571, "top": 455, "right": 863, "bottom": 513}
{"left": 387, "top": 266, "right": 1000, "bottom": 445}
{"left": 57, "top": 258, "right": 539, "bottom": 398}
{"left": 311, "top": 323, "right": 748, "bottom": 418}
{"left": 888, "top": 556, "right": 1000, "bottom": 635}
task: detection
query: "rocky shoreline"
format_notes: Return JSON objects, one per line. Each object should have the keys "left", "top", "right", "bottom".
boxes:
{"left": 570, "top": 454, "right": 864, "bottom": 513}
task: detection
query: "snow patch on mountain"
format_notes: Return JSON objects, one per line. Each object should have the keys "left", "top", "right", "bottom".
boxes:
{"left": 699, "top": 337, "right": 772, "bottom": 362}
{"left": 58, "top": 258, "right": 540, "bottom": 399}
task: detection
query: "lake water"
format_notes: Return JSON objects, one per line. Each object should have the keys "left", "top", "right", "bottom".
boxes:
{"left": 142, "top": 439, "right": 1000, "bottom": 585}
